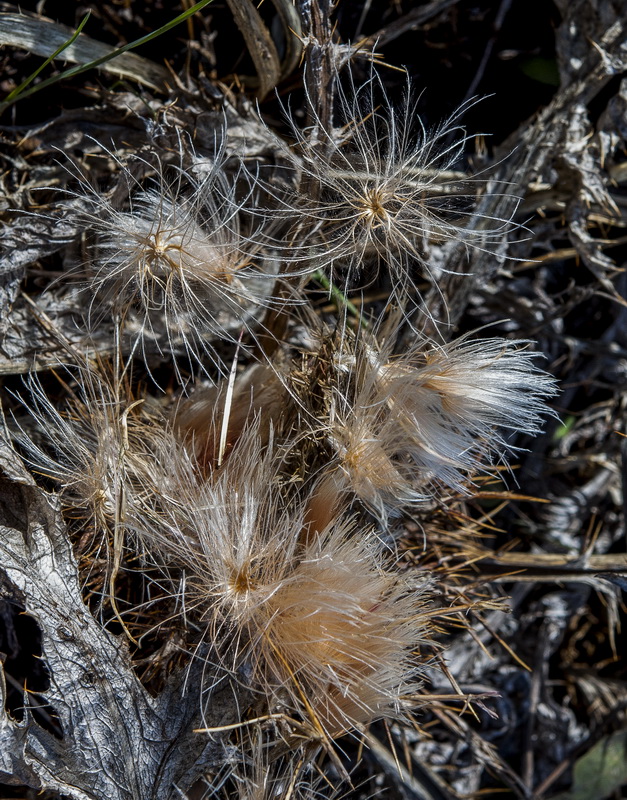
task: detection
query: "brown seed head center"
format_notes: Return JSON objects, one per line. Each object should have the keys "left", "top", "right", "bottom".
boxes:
{"left": 230, "top": 566, "right": 257, "bottom": 594}
{"left": 356, "top": 188, "right": 391, "bottom": 223}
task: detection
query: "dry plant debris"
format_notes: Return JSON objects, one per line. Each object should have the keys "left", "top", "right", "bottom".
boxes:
{"left": 0, "top": 1, "right": 626, "bottom": 799}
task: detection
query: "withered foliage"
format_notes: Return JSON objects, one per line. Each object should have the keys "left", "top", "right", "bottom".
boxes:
{"left": 0, "top": 1, "right": 626, "bottom": 799}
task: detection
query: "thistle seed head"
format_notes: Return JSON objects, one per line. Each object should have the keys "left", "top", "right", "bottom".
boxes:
{"left": 322, "top": 327, "right": 558, "bottom": 519}
{"left": 127, "top": 425, "right": 434, "bottom": 737}
{"left": 278, "top": 68, "right": 520, "bottom": 301}
{"left": 72, "top": 136, "right": 282, "bottom": 376}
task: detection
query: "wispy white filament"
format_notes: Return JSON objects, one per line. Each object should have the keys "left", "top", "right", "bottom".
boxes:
{"left": 326, "top": 330, "right": 558, "bottom": 518}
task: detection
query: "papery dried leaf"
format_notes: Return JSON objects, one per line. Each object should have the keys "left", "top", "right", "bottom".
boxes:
{"left": 0, "top": 436, "right": 233, "bottom": 798}
{"left": 0, "top": 12, "right": 170, "bottom": 92}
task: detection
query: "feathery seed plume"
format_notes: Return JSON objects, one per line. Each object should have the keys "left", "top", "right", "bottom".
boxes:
{"left": 322, "top": 328, "right": 558, "bottom": 518}
{"left": 278, "top": 68, "right": 519, "bottom": 300}
{"left": 75, "top": 137, "right": 282, "bottom": 375}
{"left": 128, "top": 426, "right": 434, "bottom": 737}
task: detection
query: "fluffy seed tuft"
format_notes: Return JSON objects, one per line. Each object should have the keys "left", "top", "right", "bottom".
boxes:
{"left": 278, "top": 68, "right": 519, "bottom": 299}
{"left": 74, "top": 137, "right": 281, "bottom": 375}
{"left": 128, "top": 427, "right": 433, "bottom": 737}
{"left": 322, "top": 328, "right": 558, "bottom": 519}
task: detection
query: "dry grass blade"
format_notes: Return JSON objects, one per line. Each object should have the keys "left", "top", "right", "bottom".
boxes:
{"left": 225, "top": 0, "right": 303, "bottom": 96}
{"left": 224, "top": 0, "right": 281, "bottom": 98}
{"left": 465, "top": 546, "right": 627, "bottom": 583}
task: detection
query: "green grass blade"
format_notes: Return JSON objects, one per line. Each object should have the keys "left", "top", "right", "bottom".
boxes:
{"left": 0, "top": 0, "right": 214, "bottom": 112}
{"left": 314, "top": 270, "right": 368, "bottom": 326}
{"left": 3, "top": 11, "right": 91, "bottom": 104}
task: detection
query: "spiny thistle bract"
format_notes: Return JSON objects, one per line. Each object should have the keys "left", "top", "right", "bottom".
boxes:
{"left": 76, "top": 136, "right": 284, "bottom": 376}
{"left": 278, "top": 68, "right": 519, "bottom": 298}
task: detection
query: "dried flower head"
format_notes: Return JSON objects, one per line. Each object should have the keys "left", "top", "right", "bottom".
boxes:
{"left": 75, "top": 137, "right": 282, "bottom": 375}
{"left": 323, "top": 328, "right": 558, "bottom": 518}
{"left": 280, "top": 68, "right": 518, "bottom": 297}
{"left": 129, "top": 427, "right": 433, "bottom": 737}
{"left": 263, "top": 522, "right": 432, "bottom": 736}
{"left": 12, "top": 366, "right": 154, "bottom": 540}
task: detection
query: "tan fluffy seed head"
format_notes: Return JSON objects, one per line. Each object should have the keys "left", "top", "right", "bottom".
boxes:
{"left": 321, "top": 325, "right": 558, "bottom": 519}
{"left": 259, "top": 523, "right": 432, "bottom": 736}
{"left": 127, "top": 426, "right": 434, "bottom": 737}
{"left": 277, "top": 67, "right": 519, "bottom": 303}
